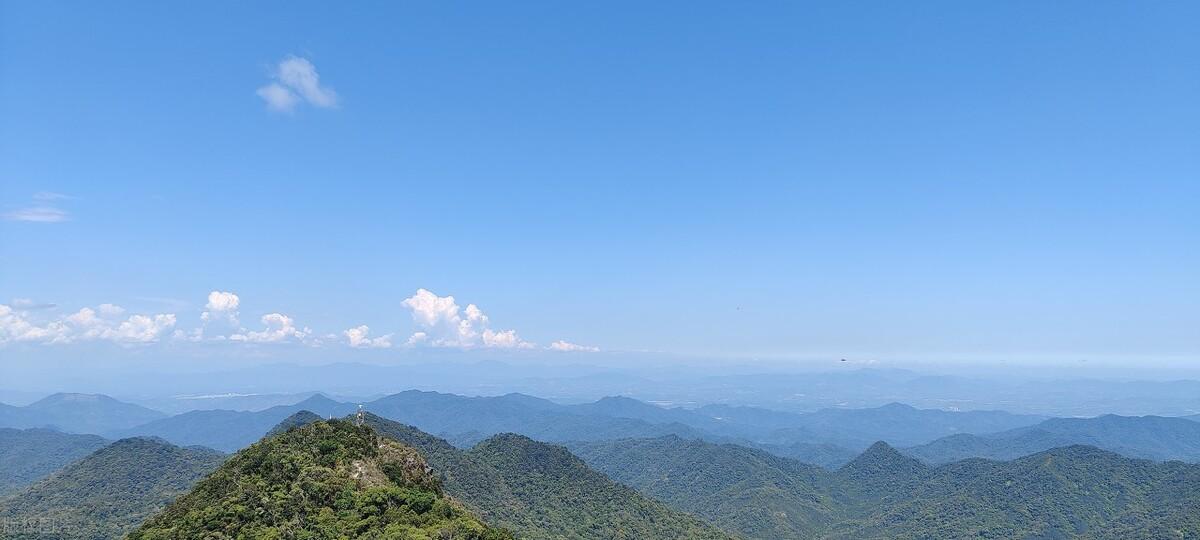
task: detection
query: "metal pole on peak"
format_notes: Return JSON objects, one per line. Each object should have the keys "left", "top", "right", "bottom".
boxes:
{"left": 356, "top": 404, "right": 365, "bottom": 427}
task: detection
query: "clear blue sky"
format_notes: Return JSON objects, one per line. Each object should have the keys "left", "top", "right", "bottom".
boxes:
{"left": 1, "top": 1, "right": 1196, "bottom": 366}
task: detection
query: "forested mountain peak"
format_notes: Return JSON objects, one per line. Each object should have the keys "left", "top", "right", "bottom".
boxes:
{"left": 839, "top": 441, "right": 927, "bottom": 477}
{"left": 265, "top": 409, "right": 323, "bottom": 436}
{"left": 129, "top": 419, "right": 510, "bottom": 540}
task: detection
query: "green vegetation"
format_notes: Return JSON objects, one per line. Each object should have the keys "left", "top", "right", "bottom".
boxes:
{"left": 365, "top": 414, "right": 733, "bottom": 540}
{"left": 0, "top": 437, "right": 225, "bottom": 540}
{"left": 567, "top": 435, "right": 837, "bottom": 538}
{"left": 0, "top": 428, "right": 108, "bottom": 495}
{"left": 129, "top": 419, "right": 510, "bottom": 540}
{"left": 571, "top": 436, "right": 1200, "bottom": 539}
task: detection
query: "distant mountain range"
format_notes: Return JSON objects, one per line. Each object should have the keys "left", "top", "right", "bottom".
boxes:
{"left": 0, "top": 393, "right": 164, "bottom": 435}
{"left": 32, "top": 362, "right": 1200, "bottom": 417}
{"left": 5, "top": 407, "right": 1200, "bottom": 539}
{"left": 114, "top": 394, "right": 358, "bottom": 451}
{"left": 907, "top": 413, "right": 1200, "bottom": 464}
{"left": 6, "top": 389, "right": 1200, "bottom": 469}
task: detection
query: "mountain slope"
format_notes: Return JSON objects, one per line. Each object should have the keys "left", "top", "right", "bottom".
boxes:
{"left": 0, "top": 393, "right": 165, "bottom": 435}
{"left": 471, "top": 433, "right": 733, "bottom": 540}
{"left": 908, "top": 414, "right": 1200, "bottom": 464}
{"left": 364, "top": 413, "right": 733, "bottom": 540}
{"left": 129, "top": 419, "right": 509, "bottom": 540}
{"left": 830, "top": 446, "right": 1200, "bottom": 539}
{"left": 568, "top": 435, "right": 837, "bottom": 539}
{"left": 0, "top": 428, "right": 108, "bottom": 495}
{"left": 0, "top": 437, "right": 225, "bottom": 540}
{"left": 566, "top": 435, "right": 1200, "bottom": 539}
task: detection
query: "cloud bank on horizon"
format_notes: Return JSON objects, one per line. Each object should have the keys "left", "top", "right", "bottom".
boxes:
{"left": 0, "top": 288, "right": 597, "bottom": 352}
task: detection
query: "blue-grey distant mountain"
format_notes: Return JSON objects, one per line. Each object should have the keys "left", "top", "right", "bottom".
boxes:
{"left": 762, "top": 402, "right": 1046, "bottom": 450}
{"left": 117, "top": 394, "right": 356, "bottom": 451}
{"left": 117, "top": 391, "right": 709, "bottom": 453}
{"left": 0, "top": 428, "right": 109, "bottom": 495}
{"left": 109, "top": 390, "right": 1049, "bottom": 463}
{"left": 133, "top": 391, "right": 333, "bottom": 415}
{"left": 907, "top": 414, "right": 1200, "bottom": 464}
{"left": 0, "top": 393, "right": 165, "bottom": 435}
{"left": 365, "top": 390, "right": 712, "bottom": 444}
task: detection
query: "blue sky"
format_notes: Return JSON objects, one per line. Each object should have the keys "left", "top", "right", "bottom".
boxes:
{"left": 1, "top": 1, "right": 1196, "bottom": 367}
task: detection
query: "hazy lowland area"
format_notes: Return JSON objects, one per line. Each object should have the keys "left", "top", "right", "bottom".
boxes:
{"left": 3, "top": 1, "right": 1197, "bottom": 538}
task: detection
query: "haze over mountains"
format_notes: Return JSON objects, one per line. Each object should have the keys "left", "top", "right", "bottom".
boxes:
{"left": 4, "top": 384, "right": 1200, "bottom": 469}
{"left": 11, "top": 362, "right": 1200, "bottom": 418}
{"left": 5, "top": 404, "right": 1198, "bottom": 539}
{"left": 3, "top": 369, "right": 1200, "bottom": 539}
{"left": 0, "top": 393, "right": 164, "bottom": 434}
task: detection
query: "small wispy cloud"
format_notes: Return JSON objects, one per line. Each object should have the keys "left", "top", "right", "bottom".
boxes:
{"left": 32, "top": 191, "right": 74, "bottom": 201}
{"left": 4, "top": 192, "right": 74, "bottom": 223}
{"left": 257, "top": 56, "right": 338, "bottom": 113}
{"left": 10, "top": 298, "right": 58, "bottom": 311}
{"left": 3, "top": 206, "right": 69, "bottom": 223}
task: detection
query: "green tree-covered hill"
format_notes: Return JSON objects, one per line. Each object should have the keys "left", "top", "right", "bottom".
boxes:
{"left": 128, "top": 419, "right": 510, "bottom": 540}
{"left": 571, "top": 436, "right": 1200, "bottom": 539}
{"left": 0, "top": 437, "right": 225, "bottom": 540}
{"left": 364, "top": 413, "right": 733, "bottom": 540}
{"left": 0, "top": 428, "right": 108, "bottom": 495}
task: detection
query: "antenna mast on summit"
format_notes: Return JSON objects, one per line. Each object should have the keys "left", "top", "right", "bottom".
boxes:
{"left": 355, "top": 404, "right": 365, "bottom": 427}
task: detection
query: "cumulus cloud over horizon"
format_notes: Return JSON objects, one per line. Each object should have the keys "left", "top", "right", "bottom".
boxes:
{"left": 1, "top": 288, "right": 597, "bottom": 352}
{"left": 0, "top": 303, "right": 175, "bottom": 345}
{"left": 344, "top": 325, "right": 393, "bottom": 348}
{"left": 400, "top": 288, "right": 535, "bottom": 349}
{"left": 201, "top": 291, "right": 240, "bottom": 326}
{"left": 257, "top": 56, "right": 338, "bottom": 113}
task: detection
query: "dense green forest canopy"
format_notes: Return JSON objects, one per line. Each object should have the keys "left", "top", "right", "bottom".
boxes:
{"left": 129, "top": 419, "right": 510, "bottom": 540}
{"left": 0, "top": 437, "right": 225, "bottom": 540}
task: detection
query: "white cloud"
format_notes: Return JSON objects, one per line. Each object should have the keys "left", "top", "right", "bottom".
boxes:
{"left": 10, "top": 298, "right": 56, "bottom": 310}
{"left": 201, "top": 291, "right": 240, "bottom": 325}
{"left": 98, "top": 303, "right": 125, "bottom": 316}
{"left": 0, "top": 303, "right": 175, "bottom": 345}
{"left": 548, "top": 340, "right": 600, "bottom": 352}
{"left": 405, "top": 332, "right": 428, "bottom": 346}
{"left": 400, "top": 289, "right": 535, "bottom": 349}
{"left": 2, "top": 288, "right": 597, "bottom": 352}
{"left": 256, "top": 83, "right": 299, "bottom": 112}
{"left": 257, "top": 56, "right": 337, "bottom": 113}
{"left": 483, "top": 329, "right": 535, "bottom": 349}
{"left": 32, "top": 192, "right": 73, "bottom": 201}
{"left": 110, "top": 314, "right": 177, "bottom": 343}
{"left": 230, "top": 313, "right": 310, "bottom": 343}
{"left": 344, "top": 325, "right": 393, "bottom": 348}
{"left": 3, "top": 207, "right": 69, "bottom": 223}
